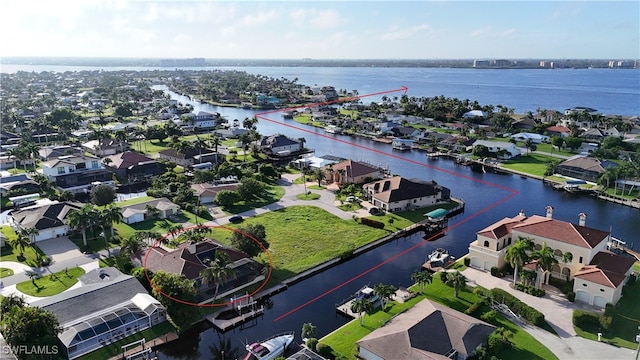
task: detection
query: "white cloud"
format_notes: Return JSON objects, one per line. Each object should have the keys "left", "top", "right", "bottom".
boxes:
{"left": 380, "top": 24, "right": 430, "bottom": 41}
{"left": 242, "top": 10, "right": 279, "bottom": 26}
{"left": 288, "top": 8, "right": 343, "bottom": 29}
{"left": 470, "top": 26, "right": 491, "bottom": 37}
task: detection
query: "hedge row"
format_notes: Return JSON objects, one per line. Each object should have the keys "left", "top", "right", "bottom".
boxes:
{"left": 489, "top": 288, "right": 546, "bottom": 326}
{"left": 514, "top": 283, "right": 546, "bottom": 297}
{"left": 361, "top": 217, "right": 385, "bottom": 229}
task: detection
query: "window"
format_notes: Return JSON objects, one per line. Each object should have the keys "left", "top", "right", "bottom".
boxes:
{"left": 579, "top": 256, "right": 583, "bottom": 264}
{"left": 483, "top": 240, "right": 489, "bottom": 247}
{"left": 91, "top": 160, "right": 99, "bottom": 168}
{"left": 57, "top": 167, "right": 65, "bottom": 174}
{"left": 600, "top": 289, "right": 605, "bottom": 292}
{"left": 582, "top": 283, "right": 587, "bottom": 287}
{"left": 507, "top": 237, "right": 512, "bottom": 245}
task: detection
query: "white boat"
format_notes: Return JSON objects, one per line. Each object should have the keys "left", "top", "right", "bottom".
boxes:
{"left": 355, "top": 285, "right": 380, "bottom": 303}
{"left": 427, "top": 248, "right": 452, "bottom": 268}
{"left": 242, "top": 332, "right": 295, "bottom": 360}
{"left": 325, "top": 125, "right": 342, "bottom": 134}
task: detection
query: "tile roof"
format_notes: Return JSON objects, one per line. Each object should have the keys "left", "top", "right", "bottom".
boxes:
{"left": 357, "top": 299, "right": 494, "bottom": 360}
{"left": 104, "top": 151, "right": 155, "bottom": 170}
{"left": 557, "top": 156, "right": 617, "bottom": 173}
{"left": 476, "top": 215, "right": 527, "bottom": 239}
{"left": 332, "top": 159, "right": 382, "bottom": 178}
{"left": 574, "top": 251, "right": 635, "bottom": 288}
{"left": 191, "top": 183, "right": 238, "bottom": 197}
{"left": 512, "top": 215, "right": 609, "bottom": 249}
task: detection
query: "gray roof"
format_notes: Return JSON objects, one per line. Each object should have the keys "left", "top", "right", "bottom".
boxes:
{"left": 11, "top": 201, "right": 83, "bottom": 230}
{"left": 32, "top": 268, "right": 149, "bottom": 325}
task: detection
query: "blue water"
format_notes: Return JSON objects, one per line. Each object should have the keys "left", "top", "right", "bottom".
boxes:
{"left": 3, "top": 65, "right": 639, "bottom": 116}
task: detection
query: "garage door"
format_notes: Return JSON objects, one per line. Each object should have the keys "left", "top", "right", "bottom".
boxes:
{"left": 484, "top": 262, "right": 493, "bottom": 271}
{"left": 593, "top": 296, "right": 608, "bottom": 308}
{"left": 470, "top": 257, "right": 482, "bottom": 268}
{"left": 575, "top": 291, "right": 590, "bottom": 304}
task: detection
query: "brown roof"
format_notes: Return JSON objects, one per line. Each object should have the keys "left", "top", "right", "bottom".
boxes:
{"left": 476, "top": 214, "right": 527, "bottom": 239}
{"left": 574, "top": 251, "right": 635, "bottom": 288}
{"left": 512, "top": 215, "right": 609, "bottom": 249}
{"left": 191, "top": 183, "right": 238, "bottom": 197}
{"left": 546, "top": 125, "right": 571, "bottom": 133}
{"left": 332, "top": 159, "right": 382, "bottom": 178}
{"left": 364, "top": 176, "right": 442, "bottom": 203}
{"left": 104, "top": 151, "right": 156, "bottom": 170}
{"left": 357, "top": 299, "right": 494, "bottom": 360}
{"left": 556, "top": 157, "right": 612, "bottom": 173}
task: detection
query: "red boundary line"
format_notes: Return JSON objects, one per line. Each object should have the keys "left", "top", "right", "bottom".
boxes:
{"left": 260, "top": 87, "right": 519, "bottom": 322}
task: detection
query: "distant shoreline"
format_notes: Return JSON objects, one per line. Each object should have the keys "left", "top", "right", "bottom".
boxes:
{"left": 2, "top": 57, "right": 638, "bottom": 69}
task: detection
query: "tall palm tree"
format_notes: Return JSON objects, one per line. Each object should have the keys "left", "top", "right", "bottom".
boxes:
{"left": 67, "top": 204, "right": 98, "bottom": 247}
{"left": 239, "top": 133, "right": 251, "bottom": 162}
{"left": 531, "top": 242, "right": 558, "bottom": 289}
{"left": 114, "top": 130, "right": 129, "bottom": 153}
{"left": 410, "top": 270, "right": 432, "bottom": 294}
{"left": 193, "top": 136, "right": 209, "bottom": 163}
{"left": 120, "top": 235, "right": 145, "bottom": 256}
{"left": 444, "top": 271, "right": 467, "bottom": 298}
{"left": 167, "top": 224, "right": 184, "bottom": 243}
{"left": 504, "top": 237, "right": 533, "bottom": 286}
{"left": 200, "top": 257, "right": 234, "bottom": 301}
{"left": 350, "top": 298, "right": 373, "bottom": 325}
{"left": 9, "top": 232, "right": 32, "bottom": 259}
{"left": 313, "top": 168, "right": 325, "bottom": 187}
{"left": 19, "top": 227, "right": 40, "bottom": 245}
{"left": 373, "top": 283, "right": 396, "bottom": 311}
{"left": 101, "top": 204, "right": 123, "bottom": 243}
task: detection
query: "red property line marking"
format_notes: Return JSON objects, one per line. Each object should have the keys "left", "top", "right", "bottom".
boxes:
{"left": 252, "top": 87, "right": 520, "bottom": 322}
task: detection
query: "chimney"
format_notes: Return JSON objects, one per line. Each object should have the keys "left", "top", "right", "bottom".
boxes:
{"left": 188, "top": 241, "right": 197, "bottom": 254}
{"left": 519, "top": 209, "right": 525, "bottom": 217}
{"left": 546, "top": 206, "right": 554, "bottom": 219}
{"left": 578, "top": 213, "right": 587, "bottom": 226}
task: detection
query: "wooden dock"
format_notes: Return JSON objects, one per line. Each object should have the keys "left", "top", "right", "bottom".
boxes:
{"left": 109, "top": 332, "right": 179, "bottom": 360}
{"left": 205, "top": 306, "right": 265, "bottom": 332}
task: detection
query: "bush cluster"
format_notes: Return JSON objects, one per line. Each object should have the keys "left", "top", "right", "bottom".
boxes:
{"left": 514, "top": 283, "right": 546, "bottom": 297}
{"left": 567, "top": 291, "right": 576, "bottom": 302}
{"left": 360, "top": 217, "right": 385, "bottom": 229}
{"left": 490, "top": 266, "right": 506, "bottom": 278}
{"left": 490, "top": 288, "right": 545, "bottom": 326}
{"left": 306, "top": 338, "right": 318, "bottom": 352}
{"left": 465, "top": 300, "right": 484, "bottom": 316}
{"left": 463, "top": 257, "right": 471, "bottom": 267}
{"left": 572, "top": 309, "right": 600, "bottom": 329}
{"left": 315, "top": 342, "right": 335, "bottom": 359}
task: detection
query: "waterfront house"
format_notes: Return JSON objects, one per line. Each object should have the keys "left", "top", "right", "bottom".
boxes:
{"left": 471, "top": 140, "right": 521, "bottom": 159}
{"left": 554, "top": 155, "right": 617, "bottom": 182}
{"left": 120, "top": 197, "right": 180, "bottom": 224}
{"left": 467, "top": 207, "right": 634, "bottom": 307}
{"left": 42, "top": 154, "right": 114, "bottom": 194}
{"left": 0, "top": 173, "right": 39, "bottom": 196}
{"left": 184, "top": 111, "right": 219, "bottom": 131}
{"left": 11, "top": 201, "right": 83, "bottom": 242}
{"left": 511, "top": 116, "right": 538, "bottom": 130}
{"left": 31, "top": 267, "right": 167, "bottom": 360}
{"left": 82, "top": 138, "right": 130, "bottom": 157}
{"left": 259, "top": 134, "right": 302, "bottom": 156}
{"left": 362, "top": 176, "right": 450, "bottom": 213}
{"left": 357, "top": 299, "right": 495, "bottom": 360}
{"left": 132, "top": 239, "right": 264, "bottom": 300}
{"left": 509, "top": 133, "right": 549, "bottom": 144}
{"left": 327, "top": 159, "right": 386, "bottom": 185}
{"left": 157, "top": 147, "right": 216, "bottom": 167}
{"left": 102, "top": 151, "right": 163, "bottom": 184}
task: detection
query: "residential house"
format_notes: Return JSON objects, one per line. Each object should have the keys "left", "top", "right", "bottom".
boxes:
{"left": 582, "top": 128, "right": 606, "bottom": 142}
{"left": 545, "top": 125, "right": 571, "bottom": 138}
{"left": 157, "top": 147, "right": 214, "bottom": 167}
{"left": 38, "top": 145, "right": 83, "bottom": 161}
{"left": 554, "top": 155, "right": 618, "bottom": 182}
{"left": 321, "top": 86, "right": 339, "bottom": 101}
{"left": 42, "top": 154, "right": 114, "bottom": 193}
{"left": 31, "top": 267, "right": 167, "bottom": 360}
{"left": 120, "top": 197, "right": 180, "bottom": 224}
{"left": 214, "top": 127, "right": 250, "bottom": 139}
{"left": 102, "top": 151, "right": 163, "bottom": 184}
{"left": 183, "top": 111, "right": 219, "bottom": 131}
{"left": 467, "top": 207, "right": 633, "bottom": 307}
{"left": 82, "top": 138, "right": 130, "bottom": 156}
{"left": 573, "top": 251, "right": 636, "bottom": 307}
{"left": 375, "top": 121, "right": 401, "bottom": 135}
{"left": 259, "top": 135, "right": 302, "bottom": 156}
{"left": 11, "top": 201, "right": 83, "bottom": 242}
{"left": 363, "top": 176, "right": 451, "bottom": 213}
{"left": 415, "top": 131, "right": 452, "bottom": 145}
{"left": 132, "top": 239, "right": 264, "bottom": 300}
{"left": 0, "top": 130, "right": 20, "bottom": 146}
{"left": 0, "top": 173, "right": 39, "bottom": 196}
{"left": 327, "top": 159, "right": 386, "bottom": 185}
{"left": 0, "top": 154, "right": 36, "bottom": 170}
{"left": 357, "top": 299, "right": 495, "bottom": 360}
{"left": 191, "top": 183, "right": 238, "bottom": 204}
{"left": 255, "top": 94, "right": 281, "bottom": 107}
{"left": 510, "top": 133, "right": 549, "bottom": 144}
{"left": 463, "top": 110, "right": 487, "bottom": 119}
{"left": 472, "top": 140, "right": 521, "bottom": 159}
{"left": 439, "top": 136, "right": 475, "bottom": 152}
{"left": 511, "top": 117, "right": 538, "bottom": 130}
{"left": 388, "top": 126, "right": 421, "bottom": 138}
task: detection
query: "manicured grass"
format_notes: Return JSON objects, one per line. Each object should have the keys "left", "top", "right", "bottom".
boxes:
{"left": 113, "top": 212, "right": 197, "bottom": 240}
{"left": 218, "top": 206, "right": 389, "bottom": 281}
{"left": 322, "top": 277, "right": 557, "bottom": 360}
{"left": 367, "top": 213, "right": 414, "bottom": 232}
{"left": 574, "top": 278, "right": 640, "bottom": 349}
{"left": 308, "top": 185, "right": 326, "bottom": 190}
{"left": 633, "top": 263, "right": 640, "bottom": 273}
{"left": 501, "top": 153, "right": 559, "bottom": 177}
{"left": 1, "top": 226, "right": 46, "bottom": 267}
{"left": 296, "top": 192, "right": 320, "bottom": 200}
{"left": 338, "top": 203, "right": 361, "bottom": 211}
{"left": 77, "top": 321, "right": 177, "bottom": 360}
{"left": 130, "top": 140, "right": 170, "bottom": 155}
{"left": 115, "top": 195, "right": 155, "bottom": 207}
{"left": 0, "top": 268, "right": 14, "bottom": 278}
{"left": 222, "top": 183, "right": 285, "bottom": 214}
{"left": 69, "top": 232, "right": 118, "bottom": 253}
{"left": 16, "top": 267, "right": 85, "bottom": 297}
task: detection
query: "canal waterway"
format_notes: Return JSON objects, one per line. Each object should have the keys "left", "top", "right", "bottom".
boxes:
{"left": 156, "top": 87, "right": 640, "bottom": 360}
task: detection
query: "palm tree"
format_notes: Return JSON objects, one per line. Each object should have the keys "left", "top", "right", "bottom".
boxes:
{"left": 410, "top": 270, "right": 432, "bottom": 294}
{"left": 239, "top": 133, "right": 251, "bottom": 162}
{"left": 350, "top": 298, "right": 373, "bottom": 325}
{"left": 373, "top": 283, "right": 396, "bottom": 311}
{"left": 194, "top": 136, "right": 208, "bottom": 163}
{"left": 120, "top": 235, "right": 145, "bottom": 256}
{"left": 313, "top": 168, "right": 325, "bottom": 187}
{"left": 114, "top": 130, "right": 129, "bottom": 153}
{"left": 444, "top": 271, "right": 467, "bottom": 298}
{"left": 100, "top": 204, "right": 123, "bottom": 243}
{"left": 67, "top": 204, "right": 98, "bottom": 247}
{"left": 301, "top": 323, "right": 317, "bottom": 340}
{"left": 562, "top": 251, "right": 573, "bottom": 264}
{"left": 298, "top": 137, "right": 306, "bottom": 150}
{"left": 504, "top": 237, "right": 533, "bottom": 286}
{"left": 531, "top": 242, "right": 558, "bottom": 289}
{"left": 9, "top": 232, "right": 32, "bottom": 259}
{"left": 200, "top": 257, "right": 234, "bottom": 301}
{"left": 167, "top": 224, "right": 184, "bottom": 243}
{"left": 19, "top": 227, "right": 40, "bottom": 245}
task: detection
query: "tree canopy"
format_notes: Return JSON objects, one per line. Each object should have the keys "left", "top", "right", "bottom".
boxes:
{"left": 230, "top": 223, "right": 269, "bottom": 257}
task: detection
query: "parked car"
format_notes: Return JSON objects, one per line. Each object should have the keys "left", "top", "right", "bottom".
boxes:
{"left": 368, "top": 207, "right": 380, "bottom": 215}
{"left": 229, "top": 215, "right": 243, "bottom": 223}
{"left": 345, "top": 196, "right": 356, "bottom": 203}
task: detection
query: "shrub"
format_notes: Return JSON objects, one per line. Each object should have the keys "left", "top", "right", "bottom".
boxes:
{"left": 439, "top": 271, "right": 449, "bottom": 284}
{"left": 603, "top": 303, "right": 616, "bottom": 317}
{"left": 599, "top": 315, "right": 613, "bottom": 330}
{"left": 490, "top": 266, "right": 500, "bottom": 277}
{"left": 315, "top": 342, "right": 334, "bottom": 359}
{"left": 465, "top": 301, "right": 482, "bottom": 316}
{"left": 360, "top": 217, "right": 385, "bottom": 229}
{"left": 567, "top": 291, "right": 575, "bottom": 302}
{"left": 306, "top": 338, "right": 318, "bottom": 351}
{"left": 481, "top": 309, "right": 498, "bottom": 325}
{"left": 487, "top": 332, "right": 506, "bottom": 354}
{"left": 489, "top": 288, "right": 546, "bottom": 326}
{"left": 464, "top": 257, "right": 471, "bottom": 266}
{"left": 572, "top": 309, "right": 600, "bottom": 329}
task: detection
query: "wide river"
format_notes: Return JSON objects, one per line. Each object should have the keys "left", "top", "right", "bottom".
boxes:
{"left": 4, "top": 64, "right": 638, "bottom": 359}
{"left": 154, "top": 83, "right": 639, "bottom": 359}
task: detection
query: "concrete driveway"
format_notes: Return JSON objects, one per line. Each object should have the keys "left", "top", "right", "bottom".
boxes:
{"left": 36, "top": 237, "right": 84, "bottom": 263}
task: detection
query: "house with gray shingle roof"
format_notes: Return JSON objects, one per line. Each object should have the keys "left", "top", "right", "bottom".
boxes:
{"left": 327, "top": 159, "right": 386, "bottom": 185}
{"left": 554, "top": 155, "right": 618, "bottom": 182}
{"left": 119, "top": 197, "right": 180, "bottom": 224}
{"left": 357, "top": 299, "right": 495, "bottom": 360}
{"left": 11, "top": 201, "right": 83, "bottom": 242}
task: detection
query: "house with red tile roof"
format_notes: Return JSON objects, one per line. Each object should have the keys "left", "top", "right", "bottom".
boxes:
{"left": 467, "top": 206, "right": 634, "bottom": 307}
{"left": 545, "top": 125, "right": 571, "bottom": 138}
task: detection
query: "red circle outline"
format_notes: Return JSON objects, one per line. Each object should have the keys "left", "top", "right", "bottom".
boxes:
{"left": 142, "top": 224, "right": 272, "bottom": 307}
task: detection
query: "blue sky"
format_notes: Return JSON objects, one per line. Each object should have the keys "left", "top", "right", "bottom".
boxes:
{"left": 2, "top": 0, "right": 638, "bottom": 59}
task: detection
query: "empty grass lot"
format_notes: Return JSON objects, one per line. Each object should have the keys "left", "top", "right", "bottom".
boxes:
{"left": 501, "top": 153, "right": 559, "bottom": 177}
{"left": 16, "top": 267, "right": 85, "bottom": 297}
{"left": 322, "top": 276, "right": 557, "bottom": 360}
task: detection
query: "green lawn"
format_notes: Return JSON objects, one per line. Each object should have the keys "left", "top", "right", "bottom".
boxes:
{"left": 0, "top": 268, "right": 14, "bottom": 278}
{"left": 297, "top": 192, "right": 320, "bottom": 200}
{"left": 130, "top": 140, "right": 170, "bottom": 156}
{"left": 77, "top": 321, "right": 177, "bottom": 360}
{"left": 114, "top": 195, "right": 155, "bottom": 207}
{"left": 16, "top": 267, "right": 85, "bottom": 297}
{"left": 1, "top": 226, "right": 46, "bottom": 267}
{"left": 394, "top": 200, "right": 462, "bottom": 223}
{"left": 321, "top": 276, "right": 557, "bottom": 360}
{"left": 574, "top": 278, "right": 640, "bottom": 349}
{"left": 221, "top": 183, "right": 285, "bottom": 214}
{"left": 113, "top": 212, "right": 197, "bottom": 240}
{"left": 633, "top": 263, "right": 640, "bottom": 273}
{"left": 501, "top": 153, "right": 559, "bottom": 177}
{"left": 216, "top": 206, "right": 389, "bottom": 281}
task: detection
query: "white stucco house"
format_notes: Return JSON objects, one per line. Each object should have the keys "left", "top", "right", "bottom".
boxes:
{"left": 472, "top": 140, "right": 521, "bottom": 158}
{"left": 11, "top": 201, "right": 83, "bottom": 242}
{"left": 120, "top": 198, "right": 180, "bottom": 224}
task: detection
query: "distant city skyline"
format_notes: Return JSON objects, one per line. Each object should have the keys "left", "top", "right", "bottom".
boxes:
{"left": 2, "top": 1, "right": 639, "bottom": 60}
